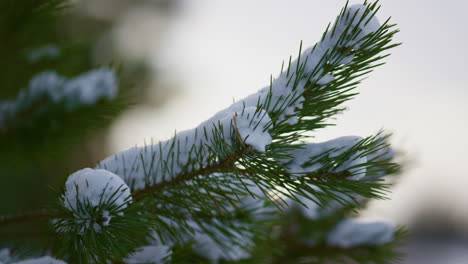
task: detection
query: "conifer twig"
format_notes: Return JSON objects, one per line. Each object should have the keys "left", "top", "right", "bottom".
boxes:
{"left": 0, "top": 208, "right": 51, "bottom": 227}
{"left": 132, "top": 147, "right": 250, "bottom": 200}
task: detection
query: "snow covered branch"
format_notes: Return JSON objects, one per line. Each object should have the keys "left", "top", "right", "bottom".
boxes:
{"left": 0, "top": 68, "right": 117, "bottom": 134}
{"left": 0, "top": 2, "right": 403, "bottom": 263}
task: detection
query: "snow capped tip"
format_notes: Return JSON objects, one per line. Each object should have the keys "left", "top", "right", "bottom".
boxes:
{"left": 345, "top": 4, "right": 381, "bottom": 36}
{"left": 327, "top": 218, "right": 396, "bottom": 248}
{"left": 62, "top": 168, "right": 132, "bottom": 226}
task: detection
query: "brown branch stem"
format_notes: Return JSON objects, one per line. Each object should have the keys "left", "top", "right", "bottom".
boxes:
{"left": 132, "top": 148, "right": 249, "bottom": 200}
{"left": 0, "top": 208, "right": 51, "bottom": 227}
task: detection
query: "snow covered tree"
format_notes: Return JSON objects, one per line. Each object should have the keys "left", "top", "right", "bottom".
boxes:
{"left": 0, "top": 1, "right": 405, "bottom": 263}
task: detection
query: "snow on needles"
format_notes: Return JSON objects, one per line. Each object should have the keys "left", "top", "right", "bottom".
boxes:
{"left": 327, "top": 218, "right": 396, "bottom": 248}
{"left": 123, "top": 245, "right": 172, "bottom": 264}
{"left": 96, "top": 4, "right": 382, "bottom": 192}
{"left": 61, "top": 68, "right": 117, "bottom": 110}
{"left": 55, "top": 3, "right": 390, "bottom": 261}
{"left": 97, "top": 107, "right": 272, "bottom": 190}
{"left": 324, "top": 4, "right": 381, "bottom": 51}
{"left": 0, "top": 68, "right": 117, "bottom": 130}
{"left": 27, "top": 68, "right": 117, "bottom": 109}
{"left": 62, "top": 168, "right": 131, "bottom": 227}
{"left": 283, "top": 136, "right": 367, "bottom": 180}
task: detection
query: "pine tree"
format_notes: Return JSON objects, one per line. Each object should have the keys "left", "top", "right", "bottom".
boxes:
{"left": 0, "top": 1, "right": 404, "bottom": 263}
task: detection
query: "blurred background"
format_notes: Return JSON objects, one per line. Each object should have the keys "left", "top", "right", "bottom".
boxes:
{"left": 7, "top": 0, "right": 468, "bottom": 262}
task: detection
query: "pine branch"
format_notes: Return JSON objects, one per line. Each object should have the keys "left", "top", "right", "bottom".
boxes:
{"left": 0, "top": 1, "right": 405, "bottom": 263}
{"left": 0, "top": 208, "right": 51, "bottom": 227}
{"left": 132, "top": 147, "right": 250, "bottom": 200}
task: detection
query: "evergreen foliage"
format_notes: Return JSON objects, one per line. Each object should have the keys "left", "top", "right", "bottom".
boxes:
{"left": 0, "top": 1, "right": 404, "bottom": 263}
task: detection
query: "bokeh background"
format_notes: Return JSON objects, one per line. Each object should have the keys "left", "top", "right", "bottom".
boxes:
{"left": 69, "top": 0, "right": 468, "bottom": 262}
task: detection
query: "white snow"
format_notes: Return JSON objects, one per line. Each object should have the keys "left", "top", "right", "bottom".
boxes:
{"left": 27, "top": 72, "right": 66, "bottom": 103}
{"left": 283, "top": 136, "right": 367, "bottom": 180}
{"left": 235, "top": 107, "right": 272, "bottom": 152}
{"left": 62, "top": 168, "right": 131, "bottom": 226}
{"left": 0, "top": 68, "right": 118, "bottom": 130}
{"left": 95, "top": 4, "right": 382, "bottom": 192}
{"left": 26, "top": 68, "right": 117, "bottom": 109}
{"left": 324, "top": 4, "right": 381, "bottom": 50}
{"left": 62, "top": 68, "right": 118, "bottom": 110}
{"left": 327, "top": 218, "right": 395, "bottom": 248}
{"left": 97, "top": 106, "right": 272, "bottom": 190}
{"left": 11, "top": 256, "right": 67, "bottom": 264}
{"left": 123, "top": 245, "right": 172, "bottom": 264}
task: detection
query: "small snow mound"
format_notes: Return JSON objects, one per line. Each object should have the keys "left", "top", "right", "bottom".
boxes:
{"left": 63, "top": 168, "right": 131, "bottom": 219}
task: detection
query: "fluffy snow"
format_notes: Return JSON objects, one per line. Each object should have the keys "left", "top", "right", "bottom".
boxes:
{"left": 283, "top": 136, "right": 367, "bottom": 180}
{"left": 324, "top": 4, "right": 381, "bottom": 50}
{"left": 27, "top": 72, "right": 66, "bottom": 103}
{"left": 25, "top": 68, "right": 117, "bottom": 109}
{"left": 62, "top": 168, "right": 131, "bottom": 225}
{"left": 97, "top": 106, "right": 272, "bottom": 190}
{"left": 235, "top": 107, "right": 272, "bottom": 152}
{"left": 327, "top": 218, "right": 395, "bottom": 248}
{"left": 123, "top": 245, "right": 172, "bottom": 264}
{"left": 11, "top": 256, "right": 67, "bottom": 264}
{"left": 95, "top": 4, "right": 382, "bottom": 192}
{"left": 0, "top": 68, "right": 118, "bottom": 130}
{"left": 62, "top": 68, "right": 118, "bottom": 110}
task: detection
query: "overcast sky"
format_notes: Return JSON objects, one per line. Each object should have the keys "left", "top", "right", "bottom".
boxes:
{"left": 109, "top": 0, "right": 468, "bottom": 225}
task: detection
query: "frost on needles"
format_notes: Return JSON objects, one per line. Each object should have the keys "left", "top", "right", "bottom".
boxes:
{"left": 0, "top": 2, "right": 403, "bottom": 264}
